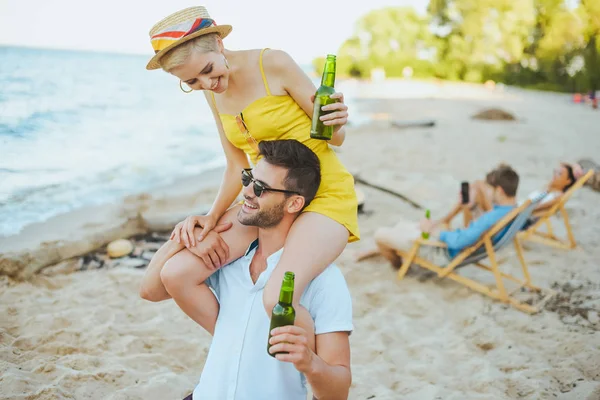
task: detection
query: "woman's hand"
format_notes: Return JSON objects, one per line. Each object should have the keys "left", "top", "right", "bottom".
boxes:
{"left": 187, "top": 222, "right": 233, "bottom": 269}
{"left": 312, "top": 92, "right": 349, "bottom": 134}
{"left": 170, "top": 214, "right": 218, "bottom": 248}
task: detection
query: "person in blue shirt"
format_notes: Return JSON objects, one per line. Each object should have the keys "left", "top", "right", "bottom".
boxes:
{"left": 371, "top": 166, "right": 520, "bottom": 267}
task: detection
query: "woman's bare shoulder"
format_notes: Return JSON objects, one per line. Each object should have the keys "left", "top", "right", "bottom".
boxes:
{"left": 262, "top": 49, "right": 297, "bottom": 72}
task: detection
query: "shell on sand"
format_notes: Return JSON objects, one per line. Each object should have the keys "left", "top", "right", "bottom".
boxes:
{"left": 472, "top": 108, "right": 516, "bottom": 121}
{"left": 106, "top": 239, "right": 134, "bottom": 258}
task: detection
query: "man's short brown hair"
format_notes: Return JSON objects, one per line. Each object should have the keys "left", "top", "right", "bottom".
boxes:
{"left": 258, "top": 140, "right": 321, "bottom": 207}
{"left": 486, "top": 163, "right": 511, "bottom": 186}
{"left": 492, "top": 166, "right": 519, "bottom": 197}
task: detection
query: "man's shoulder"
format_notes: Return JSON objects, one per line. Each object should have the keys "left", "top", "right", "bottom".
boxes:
{"left": 481, "top": 204, "right": 515, "bottom": 219}
{"left": 303, "top": 264, "right": 353, "bottom": 335}
{"left": 465, "top": 205, "right": 515, "bottom": 231}
{"left": 303, "top": 264, "right": 350, "bottom": 304}
{"left": 310, "top": 264, "right": 347, "bottom": 287}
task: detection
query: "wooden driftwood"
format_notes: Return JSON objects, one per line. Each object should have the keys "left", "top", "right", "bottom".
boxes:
{"left": 390, "top": 119, "right": 436, "bottom": 129}
{"left": 353, "top": 175, "right": 423, "bottom": 210}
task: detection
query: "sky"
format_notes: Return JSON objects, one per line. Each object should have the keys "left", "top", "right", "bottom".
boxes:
{"left": 0, "top": 0, "right": 428, "bottom": 63}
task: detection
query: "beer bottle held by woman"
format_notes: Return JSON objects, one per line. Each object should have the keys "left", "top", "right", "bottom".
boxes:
{"left": 310, "top": 55, "right": 337, "bottom": 140}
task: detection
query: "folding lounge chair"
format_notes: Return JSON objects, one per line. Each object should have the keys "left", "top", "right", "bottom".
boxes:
{"left": 396, "top": 194, "right": 554, "bottom": 314}
{"left": 517, "top": 169, "right": 594, "bottom": 250}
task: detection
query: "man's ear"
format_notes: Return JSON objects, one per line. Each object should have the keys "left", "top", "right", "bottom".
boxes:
{"left": 497, "top": 186, "right": 507, "bottom": 198}
{"left": 286, "top": 195, "right": 306, "bottom": 214}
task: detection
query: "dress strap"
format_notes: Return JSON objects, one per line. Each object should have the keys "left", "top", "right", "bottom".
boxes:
{"left": 259, "top": 48, "right": 272, "bottom": 96}
{"left": 209, "top": 91, "right": 219, "bottom": 112}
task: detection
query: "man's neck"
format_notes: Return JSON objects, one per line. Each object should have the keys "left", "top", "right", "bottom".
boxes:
{"left": 254, "top": 221, "right": 292, "bottom": 260}
{"left": 496, "top": 196, "right": 516, "bottom": 206}
{"left": 248, "top": 218, "right": 294, "bottom": 283}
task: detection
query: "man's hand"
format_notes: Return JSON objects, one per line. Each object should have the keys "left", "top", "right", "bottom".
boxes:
{"left": 186, "top": 222, "right": 233, "bottom": 269}
{"left": 419, "top": 218, "right": 436, "bottom": 234}
{"left": 268, "top": 325, "right": 315, "bottom": 374}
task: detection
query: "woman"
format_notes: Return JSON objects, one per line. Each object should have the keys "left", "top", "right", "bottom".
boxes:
{"left": 140, "top": 7, "right": 359, "bottom": 331}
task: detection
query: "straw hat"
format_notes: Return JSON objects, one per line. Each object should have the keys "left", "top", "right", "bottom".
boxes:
{"left": 146, "top": 6, "right": 232, "bottom": 70}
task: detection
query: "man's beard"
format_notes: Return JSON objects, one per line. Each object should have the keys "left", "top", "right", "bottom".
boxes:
{"left": 238, "top": 200, "right": 285, "bottom": 228}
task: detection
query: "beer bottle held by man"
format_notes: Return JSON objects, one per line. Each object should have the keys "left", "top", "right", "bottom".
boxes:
{"left": 422, "top": 209, "right": 431, "bottom": 239}
{"left": 267, "top": 271, "right": 296, "bottom": 357}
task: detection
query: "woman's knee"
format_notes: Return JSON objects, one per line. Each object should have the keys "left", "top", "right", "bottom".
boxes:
{"left": 160, "top": 251, "right": 209, "bottom": 292}
{"left": 374, "top": 227, "right": 393, "bottom": 247}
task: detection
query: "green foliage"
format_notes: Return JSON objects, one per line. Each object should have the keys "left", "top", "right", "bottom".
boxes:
{"left": 316, "top": 0, "right": 600, "bottom": 93}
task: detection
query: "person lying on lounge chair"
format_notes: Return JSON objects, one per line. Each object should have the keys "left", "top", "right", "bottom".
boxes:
{"left": 438, "top": 163, "right": 576, "bottom": 228}
{"left": 373, "top": 166, "right": 520, "bottom": 269}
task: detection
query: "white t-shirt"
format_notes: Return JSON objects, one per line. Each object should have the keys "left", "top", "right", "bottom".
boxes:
{"left": 519, "top": 190, "right": 561, "bottom": 206}
{"left": 192, "top": 240, "right": 353, "bottom": 400}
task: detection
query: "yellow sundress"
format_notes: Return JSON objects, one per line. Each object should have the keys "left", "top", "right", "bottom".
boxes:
{"left": 212, "top": 49, "right": 359, "bottom": 242}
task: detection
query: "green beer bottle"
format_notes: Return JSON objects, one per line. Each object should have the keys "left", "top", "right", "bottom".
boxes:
{"left": 310, "top": 54, "right": 337, "bottom": 140}
{"left": 267, "top": 271, "right": 296, "bottom": 358}
{"left": 422, "top": 209, "right": 431, "bottom": 239}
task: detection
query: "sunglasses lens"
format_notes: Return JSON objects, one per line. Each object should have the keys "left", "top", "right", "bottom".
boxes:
{"left": 253, "top": 182, "right": 264, "bottom": 197}
{"left": 241, "top": 170, "right": 251, "bottom": 186}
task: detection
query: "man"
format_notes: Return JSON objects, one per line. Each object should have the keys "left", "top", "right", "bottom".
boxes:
{"left": 374, "top": 166, "right": 520, "bottom": 267}
{"left": 144, "top": 140, "right": 353, "bottom": 400}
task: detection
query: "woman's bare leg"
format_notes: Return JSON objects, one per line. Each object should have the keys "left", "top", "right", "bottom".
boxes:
{"left": 355, "top": 246, "right": 381, "bottom": 262}
{"left": 374, "top": 239, "right": 403, "bottom": 269}
{"left": 140, "top": 206, "right": 249, "bottom": 302}
{"left": 473, "top": 181, "right": 494, "bottom": 212}
{"left": 159, "top": 205, "right": 257, "bottom": 324}
{"left": 439, "top": 202, "right": 464, "bottom": 227}
{"left": 262, "top": 212, "right": 349, "bottom": 344}
{"left": 161, "top": 249, "right": 221, "bottom": 335}
{"left": 139, "top": 238, "right": 185, "bottom": 301}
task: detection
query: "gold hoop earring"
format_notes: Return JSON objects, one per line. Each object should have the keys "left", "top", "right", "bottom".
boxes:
{"left": 179, "top": 80, "right": 193, "bottom": 93}
{"left": 224, "top": 56, "right": 229, "bottom": 69}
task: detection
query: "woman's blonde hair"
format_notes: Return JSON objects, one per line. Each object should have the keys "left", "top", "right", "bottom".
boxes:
{"left": 160, "top": 33, "right": 219, "bottom": 72}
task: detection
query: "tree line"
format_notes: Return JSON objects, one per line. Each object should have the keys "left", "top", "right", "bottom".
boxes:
{"left": 314, "top": 0, "right": 599, "bottom": 93}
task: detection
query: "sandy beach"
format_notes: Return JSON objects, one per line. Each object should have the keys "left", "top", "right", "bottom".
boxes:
{"left": 1, "top": 82, "right": 599, "bottom": 400}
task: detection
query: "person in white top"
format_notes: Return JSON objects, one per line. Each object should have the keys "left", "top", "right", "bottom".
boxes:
{"left": 141, "top": 139, "right": 353, "bottom": 400}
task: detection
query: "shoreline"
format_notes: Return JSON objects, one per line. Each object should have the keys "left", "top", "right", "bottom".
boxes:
{"left": 0, "top": 166, "right": 225, "bottom": 279}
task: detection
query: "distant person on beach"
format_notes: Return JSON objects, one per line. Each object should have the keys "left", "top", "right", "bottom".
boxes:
{"left": 142, "top": 140, "right": 353, "bottom": 400}
{"left": 141, "top": 6, "right": 359, "bottom": 335}
{"left": 437, "top": 163, "right": 576, "bottom": 229}
{"left": 370, "top": 166, "right": 520, "bottom": 268}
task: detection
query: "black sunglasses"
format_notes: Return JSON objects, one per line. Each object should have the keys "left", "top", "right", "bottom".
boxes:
{"left": 241, "top": 169, "right": 299, "bottom": 197}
